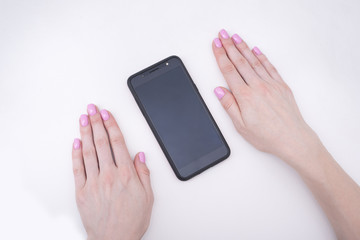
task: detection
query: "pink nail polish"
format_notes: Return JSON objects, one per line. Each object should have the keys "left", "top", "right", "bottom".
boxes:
{"left": 214, "top": 38, "right": 222, "bottom": 48}
{"left": 73, "top": 138, "right": 81, "bottom": 150}
{"left": 253, "top": 46, "right": 262, "bottom": 56}
{"left": 100, "top": 109, "right": 110, "bottom": 121}
{"left": 80, "top": 114, "right": 89, "bottom": 127}
{"left": 220, "top": 29, "right": 229, "bottom": 39}
{"left": 87, "top": 104, "right": 97, "bottom": 116}
{"left": 139, "top": 152, "right": 146, "bottom": 163}
{"left": 232, "top": 34, "right": 242, "bottom": 44}
{"left": 214, "top": 87, "right": 225, "bottom": 100}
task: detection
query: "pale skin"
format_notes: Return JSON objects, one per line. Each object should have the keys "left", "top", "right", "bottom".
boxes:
{"left": 72, "top": 29, "right": 360, "bottom": 239}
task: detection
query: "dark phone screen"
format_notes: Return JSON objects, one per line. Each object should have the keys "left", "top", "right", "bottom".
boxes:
{"left": 130, "top": 58, "right": 228, "bottom": 179}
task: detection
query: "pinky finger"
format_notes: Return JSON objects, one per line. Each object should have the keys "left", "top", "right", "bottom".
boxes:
{"left": 72, "top": 138, "right": 86, "bottom": 190}
{"left": 214, "top": 87, "right": 244, "bottom": 131}
{"left": 253, "top": 47, "right": 283, "bottom": 82}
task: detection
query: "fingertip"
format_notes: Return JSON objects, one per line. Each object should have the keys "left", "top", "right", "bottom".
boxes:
{"left": 214, "top": 87, "right": 226, "bottom": 100}
{"left": 139, "top": 152, "right": 146, "bottom": 163}
{"left": 253, "top": 46, "right": 262, "bottom": 56}
{"left": 213, "top": 38, "right": 222, "bottom": 48}
{"left": 79, "top": 114, "right": 89, "bottom": 127}
{"left": 87, "top": 103, "right": 97, "bottom": 116}
{"left": 100, "top": 109, "right": 110, "bottom": 121}
{"left": 73, "top": 138, "right": 81, "bottom": 150}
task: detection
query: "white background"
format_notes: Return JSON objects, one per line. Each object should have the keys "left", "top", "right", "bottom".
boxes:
{"left": 0, "top": 0, "right": 359, "bottom": 239}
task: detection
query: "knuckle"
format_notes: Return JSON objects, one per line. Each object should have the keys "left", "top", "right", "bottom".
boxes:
{"left": 235, "top": 56, "right": 247, "bottom": 66}
{"left": 101, "top": 171, "right": 115, "bottom": 187}
{"left": 252, "top": 60, "right": 262, "bottom": 69}
{"left": 73, "top": 167, "right": 84, "bottom": 177}
{"left": 112, "top": 135, "right": 125, "bottom": 145}
{"left": 269, "top": 65, "right": 278, "bottom": 74}
{"left": 83, "top": 149, "right": 95, "bottom": 159}
{"left": 140, "top": 167, "right": 150, "bottom": 177}
{"left": 118, "top": 165, "right": 133, "bottom": 186}
{"left": 256, "top": 82, "right": 269, "bottom": 95}
{"left": 91, "top": 115, "right": 103, "bottom": 125}
{"left": 221, "top": 63, "right": 237, "bottom": 74}
{"left": 222, "top": 98, "right": 234, "bottom": 112}
{"left": 95, "top": 136, "right": 108, "bottom": 148}
{"left": 283, "top": 84, "right": 293, "bottom": 95}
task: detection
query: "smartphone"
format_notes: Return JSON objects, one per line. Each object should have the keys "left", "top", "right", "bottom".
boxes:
{"left": 128, "top": 56, "right": 230, "bottom": 181}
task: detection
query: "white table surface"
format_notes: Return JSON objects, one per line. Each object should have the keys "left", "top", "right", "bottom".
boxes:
{"left": 1, "top": 0, "right": 359, "bottom": 239}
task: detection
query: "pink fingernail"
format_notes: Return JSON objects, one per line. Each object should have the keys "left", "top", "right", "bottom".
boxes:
{"left": 73, "top": 138, "right": 81, "bottom": 150}
{"left": 214, "top": 38, "right": 222, "bottom": 48}
{"left": 87, "top": 104, "right": 97, "bottom": 116}
{"left": 139, "top": 152, "right": 146, "bottom": 163}
{"left": 100, "top": 109, "right": 110, "bottom": 121}
{"left": 220, "top": 29, "right": 229, "bottom": 39}
{"left": 214, "top": 87, "right": 225, "bottom": 100}
{"left": 253, "top": 46, "right": 262, "bottom": 56}
{"left": 80, "top": 114, "right": 89, "bottom": 127}
{"left": 232, "top": 34, "right": 242, "bottom": 44}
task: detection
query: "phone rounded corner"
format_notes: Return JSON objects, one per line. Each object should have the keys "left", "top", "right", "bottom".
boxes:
{"left": 167, "top": 55, "right": 182, "bottom": 64}
{"left": 224, "top": 145, "right": 231, "bottom": 159}
{"left": 127, "top": 75, "right": 135, "bottom": 89}
{"left": 176, "top": 173, "right": 191, "bottom": 181}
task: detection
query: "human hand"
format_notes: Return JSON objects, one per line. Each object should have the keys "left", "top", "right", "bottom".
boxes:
{"left": 212, "top": 29, "right": 320, "bottom": 169}
{"left": 72, "top": 104, "right": 153, "bottom": 240}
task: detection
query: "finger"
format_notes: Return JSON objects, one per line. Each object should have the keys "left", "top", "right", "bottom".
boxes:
{"left": 218, "top": 29, "right": 259, "bottom": 86}
{"left": 100, "top": 109, "right": 134, "bottom": 169}
{"left": 253, "top": 46, "right": 284, "bottom": 82}
{"left": 231, "top": 34, "right": 272, "bottom": 82}
{"left": 134, "top": 152, "right": 153, "bottom": 198}
{"left": 214, "top": 87, "right": 244, "bottom": 130}
{"left": 87, "top": 104, "right": 115, "bottom": 171}
{"left": 212, "top": 37, "right": 248, "bottom": 98}
{"left": 79, "top": 114, "right": 99, "bottom": 179}
{"left": 72, "top": 138, "right": 86, "bottom": 190}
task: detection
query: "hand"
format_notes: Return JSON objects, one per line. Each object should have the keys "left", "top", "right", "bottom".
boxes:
{"left": 212, "top": 29, "right": 320, "bottom": 169}
{"left": 72, "top": 104, "right": 154, "bottom": 240}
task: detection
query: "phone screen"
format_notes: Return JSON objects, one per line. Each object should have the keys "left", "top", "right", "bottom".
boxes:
{"left": 128, "top": 56, "right": 230, "bottom": 180}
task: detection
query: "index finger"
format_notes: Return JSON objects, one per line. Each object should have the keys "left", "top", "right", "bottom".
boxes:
{"left": 212, "top": 37, "right": 248, "bottom": 97}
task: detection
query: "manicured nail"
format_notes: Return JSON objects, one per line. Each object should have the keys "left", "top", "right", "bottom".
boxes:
{"left": 139, "top": 152, "right": 146, "bottom": 163}
{"left": 232, "top": 34, "right": 242, "bottom": 44}
{"left": 87, "top": 104, "right": 97, "bottom": 116}
{"left": 80, "top": 114, "right": 89, "bottom": 127}
{"left": 220, "top": 29, "right": 229, "bottom": 39}
{"left": 100, "top": 109, "right": 110, "bottom": 121}
{"left": 73, "top": 138, "right": 81, "bottom": 150}
{"left": 214, "top": 87, "right": 225, "bottom": 100}
{"left": 214, "top": 38, "right": 222, "bottom": 48}
{"left": 253, "top": 46, "right": 262, "bottom": 56}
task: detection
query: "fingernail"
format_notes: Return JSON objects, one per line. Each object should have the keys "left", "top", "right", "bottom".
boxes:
{"left": 87, "top": 104, "right": 97, "bottom": 116}
{"left": 214, "top": 87, "right": 225, "bottom": 100}
{"left": 100, "top": 109, "right": 110, "bottom": 121}
{"left": 253, "top": 46, "right": 262, "bottom": 56}
{"left": 214, "top": 38, "right": 222, "bottom": 48}
{"left": 80, "top": 114, "right": 89, "bottom": 127}
{"left": 139, "top": 152, "right": 146, "bottom": 163}
{"left": 232, "top": 34, "right": 242, "bottom": 44}
{"left": 220, "top": 29, "right": 229, "bottom": 39}
{"left": 73, "top": 138, "right": 81, "bottom": 150}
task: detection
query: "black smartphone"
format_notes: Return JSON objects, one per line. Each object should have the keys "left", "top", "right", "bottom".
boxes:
{"left": 128, "top": 56, "right": 230, "bottom": 181}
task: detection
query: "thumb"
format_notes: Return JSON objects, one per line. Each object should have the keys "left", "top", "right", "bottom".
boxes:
{"left": 214, "top": 86, "right": 244, "bottom": 128}
{"left": 134, "top": 152, "right": 153, "bottom": 196}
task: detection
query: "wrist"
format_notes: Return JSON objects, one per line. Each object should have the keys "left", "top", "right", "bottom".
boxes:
{"left": 279, "top": 128, "right": 328, "bottom": 176}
